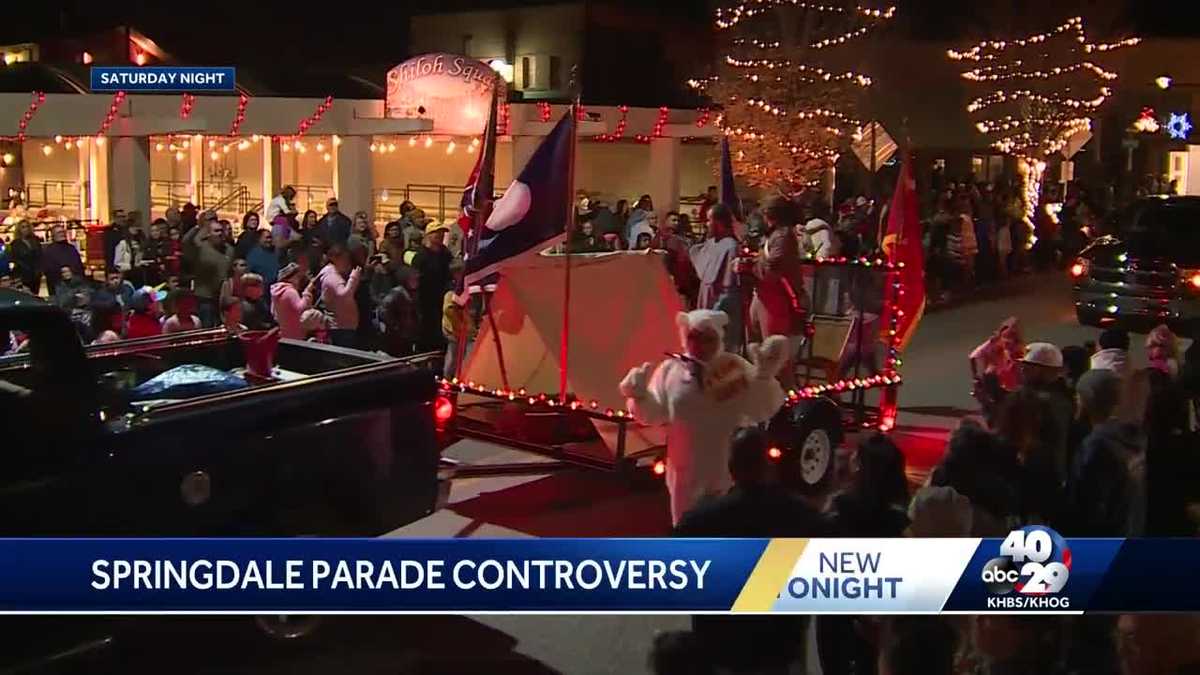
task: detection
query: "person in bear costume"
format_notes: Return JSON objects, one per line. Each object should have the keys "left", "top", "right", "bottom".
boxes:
{"left": 620, "top": 309, "right": 790, "bottom": 524}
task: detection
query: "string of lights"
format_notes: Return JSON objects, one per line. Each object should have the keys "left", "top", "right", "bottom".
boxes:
{"left": 5, "top": 91, "right": 46, "bottom": 144}
{"left": 179, "top": 93, "right": 195, "bottom": 120}
{"left": 95, "top": 91, "right": 126, "bottom": 143}
{"left": 228, "top": 94, "right": 249, "bottom": 136}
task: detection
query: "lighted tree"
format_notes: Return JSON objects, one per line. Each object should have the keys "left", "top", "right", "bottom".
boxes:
{"left": 690, "top": 1, "right": 894, "bottom": 193}
{"left": 949, "top": 16, "right": 1138, "bottom": 246}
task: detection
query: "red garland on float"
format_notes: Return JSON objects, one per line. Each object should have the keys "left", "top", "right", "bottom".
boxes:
{"left": 594, "top": 105, "right": 629, "bottom": 142}
{"left": 228, "top": 93, "right": 249, "bottom": 136}
{"left": 96, "top": 91, "right": 127, "bottom": 140}
{"left": 179, "top": 93, "right": 196, "bottom": 120}
{"left": 537, "top": 101, "right": 552, "bottom": 122}
{"left": 695, "top": 107, "right": 711, "bottom": 128}
{"left": 6, "top": 91, "right": 47, "bottom": 144}
{"left": 439, "top": 255, "right": 908, "bottom": 432}
{"left": 635, "top": 106, "right": 669, "bottom": 143}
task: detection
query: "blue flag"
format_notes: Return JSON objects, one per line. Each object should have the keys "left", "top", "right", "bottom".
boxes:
{"left": 719, "top": 135, "right": 741, "bottom": 219}
{"left": 462, "top": 111, "right": 575, "bottom": 290}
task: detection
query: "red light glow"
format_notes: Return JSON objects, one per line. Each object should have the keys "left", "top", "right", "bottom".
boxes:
{"left": 434, "top": 396, "right": 455, "bottom": 426}
{"left": 767, "top": 446, "right": 783, "bottom": 460}
{"left": 652, "top": 460, "right": 666, "bottom": 476}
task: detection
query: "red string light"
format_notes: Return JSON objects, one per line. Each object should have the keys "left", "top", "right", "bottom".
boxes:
{"left": 594, "top": 105, "right": 629, "bottom": 142}
{"left": 228, "top": 93, "right": 249, "bottom": 136}
{"left": 696, "top": 107, "right": 711, "bottom": 128}
{"left": 635, "top": 106, "right": 669, "bottom": 143}
{"left": 96, "top": 91, "right": 126, "bottom": 139}
{"left": 179, "top": 93, "right": 195, "bottom": 120}
{"left": 295, "top": 95, "right": 333, "bottom": 138}
{"left": 537, "top": 101, "right": 552, "bottom": 122}
{"left": 576, "top": 104, "right": 587, "bottom": 121}
{"left": 7, "top": 91, "right": 46, "bottom": 144}
{"left": 498, "top": 102, "right": 511, "bottom": 135}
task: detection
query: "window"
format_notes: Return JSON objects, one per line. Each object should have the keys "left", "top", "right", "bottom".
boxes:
{"left": 521, "top": 57, "right": 531, "bottom": 90}
{"left": 549, "top": 56, "right": 561, "bottom": 90}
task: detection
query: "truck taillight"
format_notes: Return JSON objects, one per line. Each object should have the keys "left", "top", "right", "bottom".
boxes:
{"left": 767, "top": 446, "right": 783, "bottom": 460}
{"left": 1182, "top": 269, "right": 1200, "bottom": 290}
{"left": 434, "top": 396, "right": 455, "bottom": 427}
{"left": 652, "top": 459, "right": 666, "bottom": 476}
{"left": 1070, "top": 259, "right": 1088, "bottom": 278}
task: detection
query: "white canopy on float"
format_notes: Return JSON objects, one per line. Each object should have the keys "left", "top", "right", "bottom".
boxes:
{"left": 461, "top": 250, "right": 684, "bottom": 455}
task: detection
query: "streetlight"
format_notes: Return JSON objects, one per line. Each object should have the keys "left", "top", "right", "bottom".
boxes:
{"left": 1155, "top": 76, "right": 1173, "bottom": 90}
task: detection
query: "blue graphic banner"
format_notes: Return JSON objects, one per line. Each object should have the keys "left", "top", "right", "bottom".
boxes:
{"left": 90, "top": 67, "right": 236, "bottom": 92}
{"left": 0, "top": 539, "right": 766, "bottom": 612}
{"left": 1, "top": 536, "right": 1198, "bottom": 613}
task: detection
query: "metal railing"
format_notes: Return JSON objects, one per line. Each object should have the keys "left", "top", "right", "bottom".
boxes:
{"left": 22, "top": 181, "right": 90, "bottom": 211}
{"left": 150, "top": 180, "right": 256, "bottom": 220}
{"left": 288, "top": 184, "right": 335, "bottom": 216}
{"left": 372, "top": 184, "right": 503, "bottom": 224}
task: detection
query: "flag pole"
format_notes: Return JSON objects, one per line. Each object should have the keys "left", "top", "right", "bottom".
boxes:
{"left": 559, "top": 69, "right": 580, "bottom": 404}
{"left": 455, "top": 77, "right": 501, "bottom": 385}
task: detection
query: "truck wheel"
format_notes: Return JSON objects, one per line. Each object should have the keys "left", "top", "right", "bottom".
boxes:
{"left": 253, "top": 615, "right": 322, "bottom": 641}
{"left": 769, "top": 398, "right": 842, "bottom": 494}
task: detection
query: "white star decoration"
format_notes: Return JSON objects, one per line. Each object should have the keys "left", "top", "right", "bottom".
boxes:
{"left": 1167, "top": 112, "right": 1193, "bottom": 140}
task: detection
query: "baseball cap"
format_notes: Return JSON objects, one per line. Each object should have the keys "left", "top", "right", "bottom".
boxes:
{"left": 425, "top": 221, "right": 450, "bottom": 235}
{"left": 1021, "top": 342, "right": 1063, "bottom": 368}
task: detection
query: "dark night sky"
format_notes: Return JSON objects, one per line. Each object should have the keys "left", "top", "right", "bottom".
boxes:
{"left": 1, "top": 0, "right": 1196, "bottom": 69}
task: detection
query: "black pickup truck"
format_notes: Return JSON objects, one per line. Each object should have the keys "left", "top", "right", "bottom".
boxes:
{"left": 0, "top": 288, "right": 448, "bottom": 537}
{"left": 0, "top": 288, "right": 453, "bottom": 668}
{"left": 0, "top": 285, "right": 451, "bottom": 533}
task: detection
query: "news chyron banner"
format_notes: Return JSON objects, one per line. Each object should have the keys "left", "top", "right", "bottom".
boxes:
{"left": 0, "top": 529, "right": 1195, "bottom": 613}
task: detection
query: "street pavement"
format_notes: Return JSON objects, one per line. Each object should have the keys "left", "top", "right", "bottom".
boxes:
{"left": 82, "top": 271, "right": 1129, "bottom": 674}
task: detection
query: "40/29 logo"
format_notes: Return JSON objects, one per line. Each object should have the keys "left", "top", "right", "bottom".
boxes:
{"left": 980, "top": 526, "right": 1072, "bottom": 595}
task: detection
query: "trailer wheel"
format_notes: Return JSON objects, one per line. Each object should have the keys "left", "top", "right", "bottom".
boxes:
{"left": 253, "top": 615, "right": 322, "bottom": 641}
{"left": 769, "top": 398, "right": 842, "bottom": 494}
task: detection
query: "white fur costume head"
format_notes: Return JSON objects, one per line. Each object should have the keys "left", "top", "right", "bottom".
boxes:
{"left": 676, "top": 310, "right": 728, "bottom": 359}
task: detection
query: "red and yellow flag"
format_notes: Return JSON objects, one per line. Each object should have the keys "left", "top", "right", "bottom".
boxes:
{"left": 880, "top": 157, "right": 925, "bottom": 351}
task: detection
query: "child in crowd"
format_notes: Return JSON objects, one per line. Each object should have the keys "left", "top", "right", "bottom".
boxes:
{"left": 1090, "top": 328, "right": 1130, "bottom": 377}
{"left": 124, "top": 288, "right": 163, "bottom": 340}
{"left": 239, "top": 273, "right": 276, "bottom": 331}
{"left": 270, "top": 263, "right": 315, "bottom": 340}
{"left": 221, "top": 296, "right": 246, "bottom": 335}
{"left": 90, "top": 295, "right": 123, "bottom": 344}
{"left": 105, "top": 268, "right": 136, "bottom": 308}
{"left": 162, "top": 289, "right": 201, "bottom": 334}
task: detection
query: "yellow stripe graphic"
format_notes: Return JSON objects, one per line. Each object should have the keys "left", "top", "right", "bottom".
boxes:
{"left": 731, "top": 538, "right": 807, "bottom": 612}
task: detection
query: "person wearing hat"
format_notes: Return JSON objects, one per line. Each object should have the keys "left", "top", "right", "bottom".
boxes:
{"left": 411, "top": 220, "right": 454, "bottom": 353}
{"left": 1016, "top": 342, "right": 1074, "bottom": 482}
{"left": 317, "top": 196, "right": 353, "bottom": 246}
{"left": 124, "top": 287, "right": 163, "bottom": 340}
{"left": 269, "top": 262, "right": 316, "bottom": 340}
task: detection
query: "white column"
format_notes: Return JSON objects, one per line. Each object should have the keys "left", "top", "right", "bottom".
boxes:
{"left": 189, "top": 134, "right": 204, "bottom": 206}
{"left": 86, "top": 138, "right": 110, "bottom": 224}
{"left": 109, "top": 136, "right": 151, "bottom": 220}
{"left": 511, "top": 135, "right": 541, "bottom": 180}
{"left": 333, "top": 135, "right": 373, "bottom": 220}
{"left": 261, "top": 139, "right": 281, "bottom": 212}
{"left": 77, "top": 140, "right": 89, "bottom": 221}
{"left": 648, "top": 137, "right": 681, "bottom": 218}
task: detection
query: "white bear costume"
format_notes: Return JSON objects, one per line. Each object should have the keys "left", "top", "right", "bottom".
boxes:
{"left": 620, "top": 310, "right": 789, "bottom": 524}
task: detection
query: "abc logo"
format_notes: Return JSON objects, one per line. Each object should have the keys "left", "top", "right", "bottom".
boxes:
{"left": 979, "top": 527, "right": 1072, "bottom": 596}
{"left": 981, "top": 557, "right": 1020, "bottom": 595}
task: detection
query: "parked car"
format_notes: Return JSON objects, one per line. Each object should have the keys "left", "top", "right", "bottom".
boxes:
{"left": 1071, "top": 196, "right": 1200, "bottom": 333}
